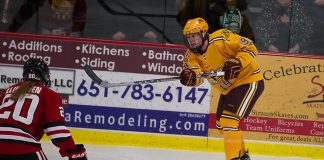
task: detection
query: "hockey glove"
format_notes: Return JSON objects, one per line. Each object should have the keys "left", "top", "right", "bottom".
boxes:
{"left": 223, "top": 58, "right": 242, "bottom": 81}
{"left": 66, "top": 144, "right": 87, "bottom": 160}
{"left": 180, "top": 68, "right": 196, "bottom": 86}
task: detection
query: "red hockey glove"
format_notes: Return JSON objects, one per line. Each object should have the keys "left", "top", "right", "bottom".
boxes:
{"left": 180, "top": 68, "right": 196, "bottom": 86}
{"left": 223, "top": 58, "right": 242, "bottom": 81}
{"left": 66, "top": 144, "right": 87, "bottom": 160}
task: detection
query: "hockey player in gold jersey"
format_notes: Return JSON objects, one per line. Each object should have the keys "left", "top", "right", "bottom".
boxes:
{"left": 180, "top": 18, "right": 265, "bottom": 160}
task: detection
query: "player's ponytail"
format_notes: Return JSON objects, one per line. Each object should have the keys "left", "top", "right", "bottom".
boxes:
{"left": 10, "top": 81, "right": 36, "bottom": 101}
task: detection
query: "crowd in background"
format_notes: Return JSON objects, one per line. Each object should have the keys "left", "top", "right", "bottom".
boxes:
{"left": 0, "top": 0, "right": 323, "bottom": 55}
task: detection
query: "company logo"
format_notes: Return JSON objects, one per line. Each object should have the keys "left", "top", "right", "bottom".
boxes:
{"left": 303, "top": 75, "right": 324, "bottom": 104}
{"left": 71, "top": 152, "right": 86, "bottom": 159}
{"left": 303, "top": 75, "right": 324, "bottom": 119}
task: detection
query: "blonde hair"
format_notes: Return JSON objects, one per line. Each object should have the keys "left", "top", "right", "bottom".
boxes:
{"left": 10, "top": 81, "right": 36, "bottom": 101}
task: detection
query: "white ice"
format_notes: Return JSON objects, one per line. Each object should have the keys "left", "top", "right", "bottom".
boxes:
{"left": 42, "top": 142, "right": 313, "bottom": 160}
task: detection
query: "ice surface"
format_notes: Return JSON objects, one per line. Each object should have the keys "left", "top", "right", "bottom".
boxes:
{"left": 41, "top": 142, "right": 312, "bottom": 160}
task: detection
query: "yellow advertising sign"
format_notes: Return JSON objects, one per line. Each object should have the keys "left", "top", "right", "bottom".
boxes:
{"left": 209, "top": 53, "right": 324, "bottom": 145}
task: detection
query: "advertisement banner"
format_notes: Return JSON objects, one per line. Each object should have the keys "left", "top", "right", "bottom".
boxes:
{"left": 1, "top": 32, "right": 323, "bottom": 144}
{"left": 209, "top": 54, "right": 324, "bottom": 145}
{"left": 0, "top": 32, "right": 210, "bottom": 137}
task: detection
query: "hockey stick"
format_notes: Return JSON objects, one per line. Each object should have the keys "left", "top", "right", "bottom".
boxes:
{"left": 83, "top": 65, "right": 224, "bottom": 88}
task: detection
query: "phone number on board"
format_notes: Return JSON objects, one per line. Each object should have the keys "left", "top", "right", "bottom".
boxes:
{"left": 77, "top": 79, "right": 209, "bottom": 104}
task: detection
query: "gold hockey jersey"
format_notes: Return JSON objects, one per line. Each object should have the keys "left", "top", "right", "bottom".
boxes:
{"left": 183, "top": 29, "right": 263, "bottom": 95}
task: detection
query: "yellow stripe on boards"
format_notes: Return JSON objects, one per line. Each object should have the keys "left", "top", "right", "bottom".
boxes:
{"left": 69, "top": 129, "right": 224, "bottom": 151}
{"left": 245, "top": 141, "right": 324, "bottom": 159}
{"left": 41, "top": 129, "right": 324, "bottom": 159}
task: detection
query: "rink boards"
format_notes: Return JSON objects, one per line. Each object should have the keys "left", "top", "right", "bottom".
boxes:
{"left": 0, "top": 32, "right": 323, "bottom": 159}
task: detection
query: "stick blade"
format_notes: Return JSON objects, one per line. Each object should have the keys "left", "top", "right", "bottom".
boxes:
{"left": 83, "top": 65, "right": 103, "bottom": 85}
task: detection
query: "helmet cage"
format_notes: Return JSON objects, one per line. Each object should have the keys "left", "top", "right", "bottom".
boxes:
{"left": 183, "top": 31, "right": 208, "bottom": 54}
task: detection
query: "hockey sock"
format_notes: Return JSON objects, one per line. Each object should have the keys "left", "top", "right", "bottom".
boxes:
{"left": 224, "top": 130, "right": 246, "bottom": 160}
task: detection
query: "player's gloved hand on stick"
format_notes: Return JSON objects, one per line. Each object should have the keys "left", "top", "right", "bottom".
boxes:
{"left": 223, "top": 58, "right": 242, "bottom": 81}
{"left": 180, "top": 68, "right": 196, "bottom": 86}
{"left": 66, "top": 144, "right": 87, "bottom": 160}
